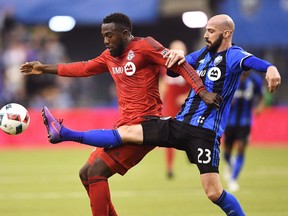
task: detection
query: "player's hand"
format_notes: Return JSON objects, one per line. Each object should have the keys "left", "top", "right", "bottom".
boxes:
{"left": 265, "top": 66, "right": 281, "bottom": 93}
{"left": 198, "top": 89, "right": 223, "bottom": 109}
{"left": 20, "top": 61, "right": 43, "bottom": 75}
{"left": 164, "top": 49, "right": 186, "bottom": 68}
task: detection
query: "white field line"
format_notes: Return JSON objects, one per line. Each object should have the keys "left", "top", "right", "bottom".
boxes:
{"left": 0, "top": 175, "right": 77, "bottom": 184}
{"left": 0, "top": 189, "right": 201, "bottom": 200}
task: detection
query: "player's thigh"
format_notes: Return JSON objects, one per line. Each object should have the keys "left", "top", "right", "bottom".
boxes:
{"left": 118, "top": 125, "right": 143, "bottom": 144}
{"left": 104, "top": 144, "right": 155, "bottom": 174}
{"left": 142, "top": 117, "right": 186, "bottom": 150}
{"left": 88, "top": 157, "right": 113, "bottom": 178}
{"left": 185, "top": 135, "right": 220, "bottom": 174}
{"left": 87, "top": 148, "right": 118, "bottom": 178}
{"left": 88, "top": 145, "right": 154, "bottom": 176}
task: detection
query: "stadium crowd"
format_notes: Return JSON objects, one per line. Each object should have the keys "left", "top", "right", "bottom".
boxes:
{"left": 0, "top": 10, "right": 117, "bottom": 109}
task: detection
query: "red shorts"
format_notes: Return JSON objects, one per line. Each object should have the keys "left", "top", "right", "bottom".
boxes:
{"left": 88, "top": 144, "right": 155, "bottom": 175}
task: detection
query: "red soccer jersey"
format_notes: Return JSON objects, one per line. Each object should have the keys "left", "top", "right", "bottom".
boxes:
{"left": 58, "top": 37, "right": 204, "bottom": 127}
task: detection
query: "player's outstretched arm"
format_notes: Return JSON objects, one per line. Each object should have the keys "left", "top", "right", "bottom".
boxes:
{"left": 20, "top": 61, "right": 58, "bottom": 75}
{"left": 243, "top": 56, "right": 281, "bottom": 93}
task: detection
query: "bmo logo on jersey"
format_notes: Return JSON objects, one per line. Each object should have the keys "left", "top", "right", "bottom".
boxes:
{"left": 207, "top": 67, "right": 221, "bottom": 81}
{"left": 124, "top": 62, "right": 136, "bottom": 76}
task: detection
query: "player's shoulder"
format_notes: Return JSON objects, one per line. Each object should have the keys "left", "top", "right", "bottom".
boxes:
{"left": 227, "top": 45, "right": 252, "bottom": 56}
{"left": 132, "top": 36, "right": 157, "bottom": 44}
{"left": 189, "top": 47, "right": 207, "bottom": 58}
{"left": 226, "top": 45, "right": 253, "bottom": 65}
{"left": 228, "top": 45, "right": 245, "bottom": 51}
{"left": 136, "top": 36, "right": 164, "bottom": 51}
{"left": 100, "top": 49, "right": 110, "bottom": 57}
{"left": 96, "top": 49, "right": 114, "bottom": 62}
{"left": 185, "top": 47, "right": 207, "bottom": 65}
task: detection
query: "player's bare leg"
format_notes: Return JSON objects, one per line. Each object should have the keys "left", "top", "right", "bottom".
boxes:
{"left": 117, "top": 124, "right": 143, "bottom": 144}
{"left": 200, "top": 173, "right": 245, "bottom": 215}
{"left": 200, "top": 173, "right": 223, "bottom": 202}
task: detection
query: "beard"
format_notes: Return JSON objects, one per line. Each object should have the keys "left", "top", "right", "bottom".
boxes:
{"left": 206, "top": 34, "right": 223, "bottom": 53}
{"left": 110, "top": 40, "right": 125, "bottom": 57}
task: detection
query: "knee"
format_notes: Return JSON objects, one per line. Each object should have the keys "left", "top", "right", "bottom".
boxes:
{"left": 87, "top": 163, "right": 99, "bottom": 177}
{"left": 79, "top": 164, "right": 89, "bottom": 180}
{"left": 201, "top": 173, "right": 223, "bottom": 202}
{"left": 87, "top": 158, "right": 113, "bottom": 178}
{"left": 205, "top": 188, "right": 223, "bottom": 202}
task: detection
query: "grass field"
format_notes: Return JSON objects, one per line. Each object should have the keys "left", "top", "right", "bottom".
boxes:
{"left": 0, "top": 145, "right": 288, "bottom": 216}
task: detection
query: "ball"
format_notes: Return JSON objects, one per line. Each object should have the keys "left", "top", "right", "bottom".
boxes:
{"left": 0, "top": 103, "right": 30, "bottom": 135}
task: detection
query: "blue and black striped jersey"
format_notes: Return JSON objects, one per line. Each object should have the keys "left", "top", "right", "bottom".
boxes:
{"left": 226, "top": 72, "right": 264, "bottom": 127}
{"left": 176, "top": 45, "right": 252, "bottom": 138}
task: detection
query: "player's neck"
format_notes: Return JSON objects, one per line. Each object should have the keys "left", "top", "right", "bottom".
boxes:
{"left": 124, "top": 35, "right": 134, "bottom": 49}
{"left": 216, "top": 41, "right": 232, "bottom": 53}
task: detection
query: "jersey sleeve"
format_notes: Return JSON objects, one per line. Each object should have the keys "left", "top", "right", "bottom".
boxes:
{"left": 58, "top": 52, "right": 109, "bottom": 77}
{"left": 242, "top": 56, "right": 272, "bottom": 72}
{"left": 227, "top": 46, "right": 253, "bottom": 74}
{"left": 142, "top": 37, "right": 205, "bottom": 94}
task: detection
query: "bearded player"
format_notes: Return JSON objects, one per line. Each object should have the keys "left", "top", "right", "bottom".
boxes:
{"left": 36, "top": 14, "right": 281, "bottom": 216}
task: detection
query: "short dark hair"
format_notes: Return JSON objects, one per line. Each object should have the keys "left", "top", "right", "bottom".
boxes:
{"left": 103, "top": 13, "right": 132, "bottom": 33}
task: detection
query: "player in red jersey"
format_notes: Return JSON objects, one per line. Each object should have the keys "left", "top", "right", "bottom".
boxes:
{"left": 160, "top": 40, "right": 190, "bottom": 178}
{"left": 20, "top": 13, "right": 221, "bottom": 216}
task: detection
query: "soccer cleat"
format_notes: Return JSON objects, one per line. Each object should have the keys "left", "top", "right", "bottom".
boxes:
{"left": 167, "top": 170, "right": 174, "bottom": 179}
{"left": 228, "top": 179, "right": 240, "bottom": 192}
{"left": 41, "top": 106, "right": 63, "bottom": 144}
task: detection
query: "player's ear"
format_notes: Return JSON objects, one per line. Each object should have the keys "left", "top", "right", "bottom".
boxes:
{"left": 223, "top": 30, "right": 231, "bottom": 38}
{"left": 122, "top": 29, "right": 130, "bottom": 38}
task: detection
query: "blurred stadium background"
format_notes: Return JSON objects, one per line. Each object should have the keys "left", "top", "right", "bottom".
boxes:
{"left": 0, "top": 0, "right": 288, "bottom": 215}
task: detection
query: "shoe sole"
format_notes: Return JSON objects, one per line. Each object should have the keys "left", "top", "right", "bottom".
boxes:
{"left": 41, "top": 108, "right": 56, "bottom": 144}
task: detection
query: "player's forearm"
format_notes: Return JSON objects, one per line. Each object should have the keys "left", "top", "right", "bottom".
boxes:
{"left": 171, "top": 62, "right": 205, "bottom": 94}
{"left": 20, "top": 61, "right": 58, "bottom": 76}
{"left": 243, "top": 56, "right": 272, "bottom": 72}
{"left": 39, "top": 64, "right": 59, "bottom": 74}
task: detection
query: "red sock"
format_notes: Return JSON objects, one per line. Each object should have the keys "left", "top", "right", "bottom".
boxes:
{"left": 81, "top": 179, "right": 90, "bottom": 197}
{"left": 88, "top": 176, "right": 117, "bottom": 216}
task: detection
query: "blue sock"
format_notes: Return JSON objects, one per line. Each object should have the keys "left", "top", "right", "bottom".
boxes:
{"left": 214, "top": 190, "right": 245, "bottom": 216}
{"left": 60, "top": 126, "right": 122, "bottom": 148}
{"left": 232, "top": 154, "right": 244, "bottom": 180}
